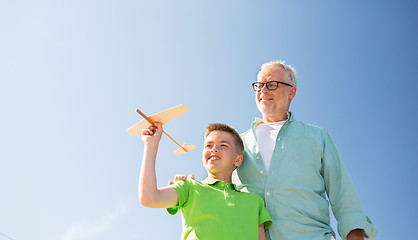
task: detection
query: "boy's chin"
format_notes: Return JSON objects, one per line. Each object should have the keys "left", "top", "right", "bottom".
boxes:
{"left": 205, "top": 166, "right": 221, "bottom": 174}
{"left": 205, "top": 167, "right": 219, "bottom": 173}
{"left": 205, "top": 167, "right": 234, "bottom": 175}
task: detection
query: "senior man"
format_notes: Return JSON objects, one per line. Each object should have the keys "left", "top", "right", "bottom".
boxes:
{"left": 232, "top": 61, "right": 377, "bottom": 240}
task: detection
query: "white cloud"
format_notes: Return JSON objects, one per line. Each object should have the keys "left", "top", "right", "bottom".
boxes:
{"left": 59, "top": 203, "right": 128, "bottom": 240}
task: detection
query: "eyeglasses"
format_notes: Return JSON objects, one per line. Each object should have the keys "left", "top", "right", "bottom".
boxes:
{"left": 252, "top": 81, "right": 293, "bottom": 91}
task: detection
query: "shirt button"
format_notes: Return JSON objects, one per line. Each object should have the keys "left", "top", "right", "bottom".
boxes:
{"left": 260, "top": 170, "right": 263, "bottom": 174}
{"left": 257, "top": 156, "right": 260, "bottom": 160}
{"left": 266, "top": 192, "right": 270, "bottom": 196}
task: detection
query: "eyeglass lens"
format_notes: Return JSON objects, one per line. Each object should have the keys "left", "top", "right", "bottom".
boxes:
{"left": 254, "top": 82, "right": 278, "bottom": 91}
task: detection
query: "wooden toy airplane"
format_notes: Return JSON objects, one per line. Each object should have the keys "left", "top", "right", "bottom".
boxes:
{"left": 127, "top": 104, "right": 196, "bottom": 155}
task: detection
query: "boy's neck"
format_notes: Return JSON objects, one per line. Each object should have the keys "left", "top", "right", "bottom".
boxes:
{"left": 207, "top": 172, "right": 233, "bottom": 183}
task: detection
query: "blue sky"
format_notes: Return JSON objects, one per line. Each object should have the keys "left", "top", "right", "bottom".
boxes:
{"left": 1, "top": 1, "right": 417, "bottom": 239}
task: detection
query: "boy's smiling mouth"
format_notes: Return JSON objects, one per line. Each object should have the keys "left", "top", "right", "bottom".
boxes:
{"left": 208, "top": 154, "right": 220, "bottom": 161}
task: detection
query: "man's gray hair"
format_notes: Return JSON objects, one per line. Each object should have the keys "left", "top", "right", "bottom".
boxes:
{"left": 258, "top": 60, "right": 297, "bottom": 87}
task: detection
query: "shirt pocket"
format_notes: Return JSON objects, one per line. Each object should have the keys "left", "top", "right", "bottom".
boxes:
{"left": 278, "top": 138, "right": 323, "bottom": 185}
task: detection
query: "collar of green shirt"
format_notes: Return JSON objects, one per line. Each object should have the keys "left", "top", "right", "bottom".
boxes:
{"left": 203, "top": 178, "right": 240, "bottom": 192}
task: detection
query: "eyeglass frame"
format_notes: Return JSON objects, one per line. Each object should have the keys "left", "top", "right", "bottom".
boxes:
{"left": 252, "top": 80, "right": 293, "bottom": 91}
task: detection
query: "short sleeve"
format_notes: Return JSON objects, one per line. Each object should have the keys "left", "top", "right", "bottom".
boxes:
{"left": 166, "top": 179, "right": 191, "bottom": 215}
{"left": 257, "top": 195, "right": 272, "bottom": 229}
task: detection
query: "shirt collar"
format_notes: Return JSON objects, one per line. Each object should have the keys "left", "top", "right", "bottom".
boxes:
{"left": 252, "top": 111, "right": 294, "bottom": 127}
{"left": 203, "top": 178, "right": 240, "bottom": 192}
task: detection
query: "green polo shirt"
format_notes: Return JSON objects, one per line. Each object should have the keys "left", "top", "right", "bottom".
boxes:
{"left": 167, "top": 178, "right": 272, "bottom": 240}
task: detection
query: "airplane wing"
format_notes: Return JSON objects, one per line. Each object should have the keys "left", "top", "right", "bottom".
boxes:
{"left": 127, "top": 104, "right": 189, "bottom": 135}
{"left": 174, "top": 144, "right": 197, "bottom": 155}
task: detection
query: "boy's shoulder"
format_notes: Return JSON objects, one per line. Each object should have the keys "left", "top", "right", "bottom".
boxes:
{"left": 169, "top": 178, "right": 207, "bottom": 191}
{"left": 172, "top": 179, "right": 263, "bottom": 201}
{"left": 169, "top": 178, "right": 196, "bottom": 188}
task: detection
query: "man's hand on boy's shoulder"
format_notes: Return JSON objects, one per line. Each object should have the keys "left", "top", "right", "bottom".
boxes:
{"left": 168, "top": 174, "right": 195, "bottom": 185}
{"left": 141, "top": 123, "right": 163, "bottom": 144}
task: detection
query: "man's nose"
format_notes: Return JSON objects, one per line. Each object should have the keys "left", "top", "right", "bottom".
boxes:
{"left": 261, "top": 84, "right": 269, "bottom": 92}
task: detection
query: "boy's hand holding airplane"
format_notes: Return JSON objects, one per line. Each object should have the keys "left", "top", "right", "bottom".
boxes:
{"left": 141, "top": 123, "right": 163, "bottom": 144}
{"left": 128, "top": 105, "right": 196, "bottom": 155}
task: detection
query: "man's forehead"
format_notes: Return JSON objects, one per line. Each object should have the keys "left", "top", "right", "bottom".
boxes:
{"left": 258, "top": 66, "right": 287, "bottom": 81}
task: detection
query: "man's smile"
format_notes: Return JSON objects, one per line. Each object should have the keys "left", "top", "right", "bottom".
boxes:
{"left": 259, "top": 96, "right": 273, "bottom": 103}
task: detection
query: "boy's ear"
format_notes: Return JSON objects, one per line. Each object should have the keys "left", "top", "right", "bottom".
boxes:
{"left": 234, "top": 155, "right": 243, "bottom": 167}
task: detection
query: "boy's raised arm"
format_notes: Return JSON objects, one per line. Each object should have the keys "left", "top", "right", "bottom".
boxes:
{"left": 138, "top": 123, "right": 179, "bottom": 208}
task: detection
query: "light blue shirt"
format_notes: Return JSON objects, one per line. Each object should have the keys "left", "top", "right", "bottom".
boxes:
{"left": 233, "top": 112, "right": 377, "bottom": 240}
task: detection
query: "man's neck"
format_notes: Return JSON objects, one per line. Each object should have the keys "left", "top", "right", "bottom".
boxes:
{"left": 263, "top": 113, "right": 288, "bottom": 123}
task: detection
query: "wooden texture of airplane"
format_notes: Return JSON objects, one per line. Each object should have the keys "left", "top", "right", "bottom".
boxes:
{"left": 127, "top": 104, "right": 196, "bottom": 155}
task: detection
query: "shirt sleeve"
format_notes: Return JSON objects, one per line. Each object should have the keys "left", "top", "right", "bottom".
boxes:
{"left": 322, "top": 132, "right": 378, "bottom": 239}
{"left": 166, "top": 179, "right": 191, "bottom": 215}
{"left": 257, "top": 195, "right": 273, "bottom": 229}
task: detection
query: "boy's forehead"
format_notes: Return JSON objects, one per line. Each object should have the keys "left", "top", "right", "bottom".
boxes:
{"left": 205, "top": 130, "right": 234, "bottom": 142}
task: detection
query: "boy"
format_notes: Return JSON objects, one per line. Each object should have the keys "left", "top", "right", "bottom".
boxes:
{"left": 138, "top": 122, "right": 272, "bottom": 240}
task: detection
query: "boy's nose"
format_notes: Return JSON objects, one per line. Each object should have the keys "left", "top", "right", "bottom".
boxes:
{"left": 211, "top": 146, "right": 218, "bottom": 152}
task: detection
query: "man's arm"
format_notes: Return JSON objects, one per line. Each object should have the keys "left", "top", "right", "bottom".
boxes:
{"left": 322, "top": 132, "right": 377, "bottom": 239}
{"left": 258, "top": 223, "right": 266, "bottom": 240}
{"left": 138, "top": 123, "right": 179, "bottom": 208}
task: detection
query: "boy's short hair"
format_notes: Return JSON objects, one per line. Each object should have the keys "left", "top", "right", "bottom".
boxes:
{"left": 204, "top": 123, "right": 244, "bottom": 155}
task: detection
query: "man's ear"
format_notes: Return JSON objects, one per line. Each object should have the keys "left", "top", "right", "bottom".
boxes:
{"left": 234, "top": 155, "right": 244, "bottom": 167}
{"left": 289, "top": 86, "right": 297, "bottom": 100}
